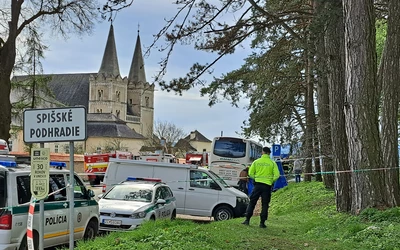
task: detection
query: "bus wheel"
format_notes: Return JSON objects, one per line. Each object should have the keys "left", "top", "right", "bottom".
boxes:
{"left": 213, "top": 206, "right": 233, "bottom": 221}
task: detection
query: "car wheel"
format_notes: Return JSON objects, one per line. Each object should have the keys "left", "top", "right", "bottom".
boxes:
{"left": 19, "top": 232, "right": 38, "bottom": 250}
{"left": 171, "top": 210, "right": 176, "bottom": 220}
{"left": 83, "top": 220, "right": 98, "bottom": 241}
{"left": 213, "top": 206, "right": 233, "bottom": 221}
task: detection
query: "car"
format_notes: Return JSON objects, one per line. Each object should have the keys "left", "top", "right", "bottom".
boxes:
{"left": 0, "top": 156, "right": 99, "bottom": 250}
{"left": 0, "top": 140, "right": 9, "bottom": 155}
{"left": 98, "top": 177, "right": 177, "bottom": 231}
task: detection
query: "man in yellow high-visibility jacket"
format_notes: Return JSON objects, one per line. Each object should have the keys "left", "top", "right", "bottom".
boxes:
{"left": 242, "top": 146, "right": 280, "bottom": 228}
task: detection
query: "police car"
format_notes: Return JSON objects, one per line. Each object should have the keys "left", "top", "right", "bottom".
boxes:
{"left": 98, "top": 177, "right": 176, "bottom": 231}
{"left": 0, "top": 156, "right": 99, "bottom": 250}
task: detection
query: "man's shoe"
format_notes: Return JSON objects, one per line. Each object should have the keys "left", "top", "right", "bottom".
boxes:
{"left": 242, "top": 220, "right": 249, "bottom": 225}
{"left": 259, "top": 223, "right": 267, "bottom": 228}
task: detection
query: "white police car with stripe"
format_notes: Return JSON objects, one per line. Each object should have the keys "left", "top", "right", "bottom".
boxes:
{"left": 0, "top": 157, "right": 99, "bottom": 250}
{"left": 98, "top": 177, "right": 176, "bottom": 231}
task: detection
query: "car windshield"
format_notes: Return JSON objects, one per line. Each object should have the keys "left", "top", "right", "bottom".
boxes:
{"left": 104, "top": 184, "right": 153, "bottom": 202}
{"left": 208, "top": 170, "right": 230, "bottom": 188}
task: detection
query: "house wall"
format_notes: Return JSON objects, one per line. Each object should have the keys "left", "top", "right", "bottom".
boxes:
{"left": 85, "top": 137, "right": 144, "bottom": 155}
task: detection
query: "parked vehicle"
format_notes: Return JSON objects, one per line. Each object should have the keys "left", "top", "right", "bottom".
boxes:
{"left": 185, "top": 151, "right": 208, "bottom": 166}
{"left": 209, "top": 137, "right": 263, "bottom": 187}
{"left": 133, "top": 153, "right": 176, "bottom": 163}
{"left": 98, "top": 177, "right": 176, "bottom": 231}
{"left": 103, "top": 159, "right": 249, "bottom": 221}
{"left": 84, "top": 151, "right": 133, "bottom": 186}
{"left": 0, "top": 140, "right": 9, "bottom": 155}
{"left": 0, "top": 157, "right": 99, "bottom": 250}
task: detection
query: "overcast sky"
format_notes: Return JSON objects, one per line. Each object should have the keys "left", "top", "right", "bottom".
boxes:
{"left": 40, "top": 0, "right": 257, "bottom": 142}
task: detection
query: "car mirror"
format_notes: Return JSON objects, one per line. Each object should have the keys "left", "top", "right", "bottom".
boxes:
{"left": 156, "top": 198, "right": 166, "bottom": 205}
{"left": 87, "top": 189, "right": 95, "bottom": 198}
{"left": 97, "top": 193, "right": 103, "bottom": 199}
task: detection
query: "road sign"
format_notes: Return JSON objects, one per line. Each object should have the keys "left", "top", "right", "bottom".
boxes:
{"left": 272, "top": 144, "right": 281, "bottom": 157}
{"left": 23, "top": 107, "right": 87, "bottom": 143}
{"left": 30, "top": 148, "right": 50, "bottom": 200}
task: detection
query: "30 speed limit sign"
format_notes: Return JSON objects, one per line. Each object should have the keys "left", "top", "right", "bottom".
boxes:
{"left": 30, "top": 148, "right": 50, "bottom": 200}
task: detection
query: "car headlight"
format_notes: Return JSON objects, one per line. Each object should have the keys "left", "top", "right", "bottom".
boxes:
{"left": 236, "top": 197, "right": 249, "bottom": 203}
{"left": 130, "top": 212, "right": 146, "bottom": 219}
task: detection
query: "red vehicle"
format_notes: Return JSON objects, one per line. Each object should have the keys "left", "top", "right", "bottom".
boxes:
{"left": 185, "top": 152, "right": 209, "bottom": 166}
{"left": 84, "top": 151, "right": 133, "bottom": 186}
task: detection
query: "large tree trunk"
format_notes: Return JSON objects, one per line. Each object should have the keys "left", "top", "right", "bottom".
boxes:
{"left": 0, "top": 1, "right": 20, "bottom": 141}
{"left": 343, "top": 0, "right": 386, "bottom": 214}
{"left": 380, "top": 0, "right": 400, "bottom": 207}
{"left": 304, "top": 45, "right": 314, "bottom": 182}
{"left": 315, "top": 12, "right": 334, "bottom": 188}
{"left": 325, "top": 0, "right": 351, "bottom": 212}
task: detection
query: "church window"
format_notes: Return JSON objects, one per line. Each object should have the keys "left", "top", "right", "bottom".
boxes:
{"left": 96, "top": 147, "right": 102, "bottom": 154}
{"left": 116, "top": 110, "right": 120, "bottom": 118}
{"left": 145, "top": 96, "right": 149, "bottom": 107}
{"left": 98, "top": 89, "right": 104, "bottom": 100}
{"left": 96, "top": 109, "right": 103, "bottom": 113}
{"left": 129, "top": 99, "right": 133, "bottom": 105}
{"left": 55, "top": 145, "right": 59, "bottom": 153}
{"left": 116, "top": 91, "right": 120, "bottom": 102}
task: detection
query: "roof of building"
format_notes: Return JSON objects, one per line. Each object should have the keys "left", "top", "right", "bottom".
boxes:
{"left": 128, "top": 33, "right": 146, "bottom": 84}
{"left": 183, "top": 130, "right": 211, "bottom": 143}
{"left": 174, "top": 139, "right": 197, "bottom": 151}
{"left": 87, "top": 113, "right": 145, "bottom": 139}
{"left": 98, "top": 24, "right": 120, "bottom": 77}
{"left": 12, "top": 73, "right": 93, "bottom": 109}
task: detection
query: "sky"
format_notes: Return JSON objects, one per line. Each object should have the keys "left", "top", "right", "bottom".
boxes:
{"left": 40, "top": 0, "right": 257, "bottom": 142}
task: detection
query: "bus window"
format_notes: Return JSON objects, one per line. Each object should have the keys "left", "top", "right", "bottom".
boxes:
{"left": 213, "top": 138, "right": 246, "bottom": 158}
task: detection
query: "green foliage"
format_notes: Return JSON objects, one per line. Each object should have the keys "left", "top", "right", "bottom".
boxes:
{"left": 376, "top": 19, "right": 387, "bottom": 64}
{"left": 72, "top": 181, "right": 400, "bottom": 250}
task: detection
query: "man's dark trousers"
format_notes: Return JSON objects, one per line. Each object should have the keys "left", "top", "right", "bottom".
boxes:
{"left": 245, "top": 182, "right": 272, "bottom": 223}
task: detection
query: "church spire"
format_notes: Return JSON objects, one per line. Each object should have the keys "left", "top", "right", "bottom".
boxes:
{"left": 98, "top": 24, "right": 120, "bottom": 77}
{"left": 128, "top": 29, "right": 146, "bottom": 84}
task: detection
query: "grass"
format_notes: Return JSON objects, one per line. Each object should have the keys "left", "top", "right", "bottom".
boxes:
{"left": 71, "top": 182, "right": 400, "bottom": 250}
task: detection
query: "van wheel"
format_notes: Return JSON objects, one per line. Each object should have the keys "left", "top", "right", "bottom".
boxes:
{"left": 213, "top": 206, "right": 233, "bottom": 221}
{"left": 19, "top": 232, "right": 38, "bottom": 250}
{"left": 83, "top": 220, "right": 98, "bottom": 241}
{"left": 171, "top": 210, "right": 176, "bottom": 220}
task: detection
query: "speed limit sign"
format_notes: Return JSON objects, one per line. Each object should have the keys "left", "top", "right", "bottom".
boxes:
{"left": 30, "top": 148, "right": 50, "bottom": 200}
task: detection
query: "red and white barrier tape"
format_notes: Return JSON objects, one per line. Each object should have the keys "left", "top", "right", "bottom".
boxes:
{"left": 27, "top": 200, "right": 35, "bottom": 250}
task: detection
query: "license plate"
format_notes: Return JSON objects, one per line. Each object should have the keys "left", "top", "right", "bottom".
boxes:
{"left": 103, "top": 219, "right": 122, "bottom": 225}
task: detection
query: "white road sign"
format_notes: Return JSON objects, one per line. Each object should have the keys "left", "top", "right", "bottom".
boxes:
{"left": 23, "top": 107, "right": 87, "bottom": 143}
{"left": 30, "top": 148, "right": 50, "bottom": 200}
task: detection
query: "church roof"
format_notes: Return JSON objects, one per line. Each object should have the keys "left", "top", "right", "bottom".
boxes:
{"left": 87, "top": 113, "right": 145, "bottom": 139}
{"left": 98, "top": 24, "right": 120, "bottom": 77}
{"left": 128, "top": 33, "right": 146, "bottom": 84}
{"left": 12, "top": 73, "right": 93, "bottom": 109}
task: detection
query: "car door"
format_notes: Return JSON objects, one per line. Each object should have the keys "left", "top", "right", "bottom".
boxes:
{"left": 160, "top": 186, "right": 174, "bottom": 218}
{"left": 153, "top": 187, "right": 166, "bottom": 219}
{"left": 184, "top": 170, "right": 219, "bottom": 216}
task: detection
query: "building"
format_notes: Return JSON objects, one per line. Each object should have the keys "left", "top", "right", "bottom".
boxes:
{"left": 175, "top": 130, "right": 212, "bottom": 153}
{"left": 10, "top": 25, "right": 153, "bottom": 154}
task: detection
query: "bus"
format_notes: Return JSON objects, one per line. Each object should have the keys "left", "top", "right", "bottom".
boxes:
{"left": 209, "top": 136, "right": 263, "bottom": 187}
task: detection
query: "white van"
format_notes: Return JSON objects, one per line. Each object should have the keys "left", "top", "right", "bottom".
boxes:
{"left": 0, "top": 158, "right": 99, "bottom": 250}
{"left": 103, "top": 159, "right": 249, "bottom": 221}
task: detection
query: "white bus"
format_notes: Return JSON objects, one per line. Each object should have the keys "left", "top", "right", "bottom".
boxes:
{"left": 209, "top": 137, "right": 263, "bottom": 187}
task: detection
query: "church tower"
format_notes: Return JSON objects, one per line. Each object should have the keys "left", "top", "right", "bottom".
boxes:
{"left": 126, "top": 29, "right": 155, "bottom": 138}
{"left": 89, "top": 24, "right": 128, "bottom": 120}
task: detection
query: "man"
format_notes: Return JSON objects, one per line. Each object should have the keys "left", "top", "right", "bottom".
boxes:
{"left": 293, "top": 159, "right": 303, "bottom": 183}
{"left": 242, "top": 146, "right": 280, "bottom": 228}
{"left": 237, "top": 166, "right": 249, "bottom": 195}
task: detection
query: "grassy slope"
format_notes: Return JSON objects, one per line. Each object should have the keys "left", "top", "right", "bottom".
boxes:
{"left": 73, "top": 182, "right": 400, "bottom": 250}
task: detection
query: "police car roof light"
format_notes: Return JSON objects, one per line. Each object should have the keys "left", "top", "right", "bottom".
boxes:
{"left": 50, "top": 161, "right": 67, "bottom": 168}
{"left": 0, "top": 160, "right": 17, "bottom": 167}
{"left": 126, "top": 177, "right": 162, "bottom": 182}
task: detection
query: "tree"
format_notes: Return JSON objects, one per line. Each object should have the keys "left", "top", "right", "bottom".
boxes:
{"left": 144, "top": 120, "right": 186, "bottom": 154}
{"left": 0, "top": 0, "right": 99, "bottom": 141}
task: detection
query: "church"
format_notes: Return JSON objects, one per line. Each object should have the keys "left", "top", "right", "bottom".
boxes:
{"left": 11, "top": 25, "right": 154, "bottom": 154}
